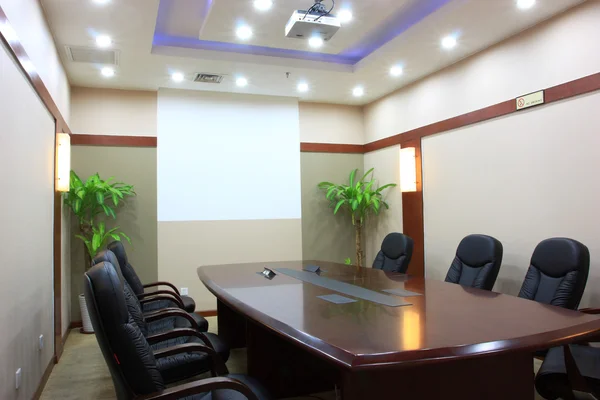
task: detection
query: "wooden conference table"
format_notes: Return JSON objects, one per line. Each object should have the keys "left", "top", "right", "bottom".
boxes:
{"left": 198, "top": 261, "right": 600, "bottom": 399}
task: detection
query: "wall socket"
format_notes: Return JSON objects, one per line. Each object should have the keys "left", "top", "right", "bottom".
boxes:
{"left": 39, "top": 334, "right": 44, "bottom": 351}
{"left": 15, "top": 368, "right": 21, "bottom": 390}
{"left": 180, "top": 287, "right": 188, "bottom": 296}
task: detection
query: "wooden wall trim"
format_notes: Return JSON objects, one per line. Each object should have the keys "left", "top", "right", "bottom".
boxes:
{"left": 197, "top": 310, "right": 218, "bottom": 318}
{"left": 71, "top": 134, "right": 158, "bottom": 147}
{"left": 300, "top": 142, "right": 365, "bottom": 154}
{"left": 32, "top": 358, "right": 54, "bottom": 400}
{"left": 0, "top": 7, "right": 70, "bottom": 134}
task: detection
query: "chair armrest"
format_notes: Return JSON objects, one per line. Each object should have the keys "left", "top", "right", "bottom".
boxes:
{"left": 138, "top": 290, "right": 184, "bottom": 304}
{"left": 153, "top": 343, "right": 228, "bottom": 376}
{"left": 144, "top": 308, "right": 202, "bottom": 332}
{"left": 579, "top": 308, "right": 600, "bottom": 315}
{"left": 139, "top": 294, "right": 185, "bottom": 309}
{"left": 143, "top": 281, "right": 180, "bottom": 295}
{"left": 147, "top": 327, "right": 211, "bottom": 350}
{"left": 135, "top": 377, "right": 259, "bottom": 400}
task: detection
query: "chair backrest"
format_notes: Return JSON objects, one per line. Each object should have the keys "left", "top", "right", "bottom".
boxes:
{"left": 92, "top": 250, "right": 149, "bottom": 336}
{"left": 84, "top": 262, "right": 164, "bottom": 399}
{"left": 518, "top": 238, "right": 590, "bottom": 309}
{"left": 108, "top": 241, "right": 145, "bottom": 296}
{"left": 372, "top": 233, "right": 414, "bottom": 273}
{"left": 444, "top": 234, "right": 503, "bottom": 291}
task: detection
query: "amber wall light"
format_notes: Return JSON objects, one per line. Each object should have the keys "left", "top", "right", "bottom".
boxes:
{"left": 400, "top": 147, "right": 417, "bottom": 192}
{"left": 56, "top": 133, "right": 71, "bottom": 192}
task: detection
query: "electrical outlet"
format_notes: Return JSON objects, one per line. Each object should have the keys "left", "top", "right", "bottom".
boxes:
{"left": 180, "top": 287, "right": 188, "bottom": 296}
{"left": 39, "top": 334, "right": 44, "bottom": 351}
{"left": 15, "top": 368, "right": 21, "bottom": 390}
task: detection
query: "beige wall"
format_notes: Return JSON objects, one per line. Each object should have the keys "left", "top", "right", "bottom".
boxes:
{"left": 300, "top": 153, "right": 363, "bottom": 264}
{"left": 70, "top": 87, "right": 157, "bottom": 136}
{"left": 299, "top": 102, "right": 364, "bottom": 144}
{"left": 158, "top": 220, "right": 302, "bottom": 311}
{"left": 423, "top": 91, "right": 600, "bottom": 306}
{"left": 0, "top": 40, "right": 55, "bottom": 400}
{"left": 70, "top": 146, "right": 158, "bottom": 320}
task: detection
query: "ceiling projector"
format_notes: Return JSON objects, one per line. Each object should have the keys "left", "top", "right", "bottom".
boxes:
{"left": 285, "top": 0, "right": 340, "bottom": 41}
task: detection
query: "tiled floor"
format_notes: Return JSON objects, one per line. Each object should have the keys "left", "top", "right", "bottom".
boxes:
{"left": 41, "top": 316, "right": 544, "bottom": 399}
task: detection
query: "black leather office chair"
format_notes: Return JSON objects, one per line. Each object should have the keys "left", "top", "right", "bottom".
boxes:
{"left": 92, "top": 250, "right": 208, "bottom": 332}
{"left": 518, "top": 238, "right": 590, "bottom": 309}
{"left": 107, "top": 241, "right": 196, "bottom": 314}
{"left": 444, "top": 234, "right": 503, "bottom": 291}
{"left": 372, "top": 233, "right": 414, "bottom": 273}
{"left": 84, "top": 261, "right": 270, "bottom": 400}
{"left": 536, "top": 343, "right": 600, "bottom": 400}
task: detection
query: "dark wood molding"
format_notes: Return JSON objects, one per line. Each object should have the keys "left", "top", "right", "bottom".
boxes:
{"left": 197, "top": 310, "right": 218, "bottom": 317}
{"left": 32, "top": 358, "right": 54, "bottom": 400}
{"left": 545, "top": 72, "right": 600, "bottom": 103}
{"left": 300, "top": 142, "right": 365, "bottom": 154}
{"left": 71, "top": 134, "right": 158, "bottom": 147}
{"left": 70, "top": 321, "right": 83, "bottom": 329}
{"left": 0, "top": 7, "right": 70, "bottom": 134}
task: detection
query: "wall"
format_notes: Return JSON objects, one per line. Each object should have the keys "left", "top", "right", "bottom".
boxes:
{"left": 0, "top": 39, "right": 55, "bottom": 400}
{"left": 299, "top": 102, "right": 364, "bottom": 144}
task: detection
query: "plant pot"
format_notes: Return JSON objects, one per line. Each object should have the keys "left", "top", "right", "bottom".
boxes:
{"left": 79, "top": 293, "right": 94, "bottom": 333}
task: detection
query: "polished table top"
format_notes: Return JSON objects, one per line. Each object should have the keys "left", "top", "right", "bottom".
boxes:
{"left": 198, "top": 260, "right": 600, "bottom": 369}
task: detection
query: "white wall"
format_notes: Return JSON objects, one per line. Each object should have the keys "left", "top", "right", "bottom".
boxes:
{"left": 299, "top": 102, "right": 364, "bottom": 144}
{"left": 364, "top": 1, "right": 600, "bottom": 144}
{"left": 157, "top": 89, "right": 301, "bottom": 222}
{"left": 423, "top": 91, "right": 600, "bottom": 307}
{"left": 0, "top": 40, "right": 55, "bottom": 400}
{"left": 0, "top": 0, "right": 70, "bottom": 123}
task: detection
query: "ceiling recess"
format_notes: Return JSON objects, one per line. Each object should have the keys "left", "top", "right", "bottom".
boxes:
{"left": 65, "top": 46, "right": 119, "bottom": 65}
{"left": 193, "top": 73, "right": 224, "bottom": 84}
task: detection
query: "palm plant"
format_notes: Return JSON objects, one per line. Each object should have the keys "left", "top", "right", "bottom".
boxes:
{"left": 64, "top": 171, "right": 135, "bottom": 263}
{"left": 318, "top": 168, "right": 396, "bottom": 267}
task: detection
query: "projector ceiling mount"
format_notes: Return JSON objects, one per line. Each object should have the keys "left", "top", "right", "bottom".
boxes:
{"left": 285, "top": 0, "right": 340, "bottom": 42}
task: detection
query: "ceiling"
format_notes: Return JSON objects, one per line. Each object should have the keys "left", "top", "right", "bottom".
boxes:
{"left": 41, "top": 0, "right": 584, "bottom": 105}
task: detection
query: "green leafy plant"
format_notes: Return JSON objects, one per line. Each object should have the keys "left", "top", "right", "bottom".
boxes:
{"left": 64, "top": 171, "right": 135, "bottom": 262}
{"left": 318, "top": 168, "right": 396, "bottom": 267}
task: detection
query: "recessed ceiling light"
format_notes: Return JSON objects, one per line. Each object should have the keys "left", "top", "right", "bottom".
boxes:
{"left": 390, "top": 65, "right": 403, "bottom": 77}
{"left": 441, "top": 35, "right": 457, "bottom": 50}
{"left": 92, "top": 0, "right": 111, "bottom": 4}
{"left": 337, "top": 9, "right": 353, "bottom": 23}
{"left": 297, "top": 82, "right": 309, "bottom": 93}
{"left": 236, "top": 25, "right": 253, "bottom": 40}
{"left": 101, "top": 67, "right": 114, "bottom": 77}
{"left": 352, "top": 86, "right": 364, "bottom": 97}
{"left": 236, "top": 77, "right": 248, "bottom": 87}
{"left": 253, "top": 0, "right": 273, "bottom": 11}
{"left": 95, "top": 35, "right": 112, "bottom": 48}
{"left": 516, "top": 0, "right": 536, "bottom": 9}
{"left": 308, "top": 36, "right": 324, "bottom": 48}
{"left": 171, "top": 72, "right": 184, "bottom": 82}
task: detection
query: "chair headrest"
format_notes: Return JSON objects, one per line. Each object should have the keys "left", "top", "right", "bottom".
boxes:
{"left": 531, "top": 238, "right": 590, "bottom": 278}
{"left": 92, "top": 250, "right": 125, "bottom": 283}
{"left": 107, "top": 241, "right": 128, "bottom": 268}
{"left": 456, "top": 234, "right": 503, "bottom": 267}
{"left": 84, "top": 261, "right": 129, "bottom": 326}
{"left": 381, "top": 233, "right": 413, "bottom": 259}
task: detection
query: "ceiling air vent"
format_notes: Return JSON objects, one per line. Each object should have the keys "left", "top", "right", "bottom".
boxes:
{"left": 65, "top": 46, "right": 119, "bottom": 65}
{"left": 193, "top": 73, "right": 224, "bottom": 84}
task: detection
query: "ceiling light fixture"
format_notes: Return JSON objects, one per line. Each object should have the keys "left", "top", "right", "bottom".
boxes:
{"left": 171, "top": 72, "right": 184, "bottom": 82}
{"left": 236, "top": 77, "right": 248, "bottom": 87}
{"left": 516, "top": 0, "right": 536, "bottom": 10}
{"left": 253, "top": 0, "right": 273, "bottom": 11}
{"left": 92, "top": 0, "right": 111, "bottom": 4}
{"left": 353, "top": 86, "right": 364, "bottom": 97}
{"left": 95, "top": 35, "right": 112, "bottom": 48}
{"left": 337, "top": 9, "right": 353, "bottom": 23}
{"left": 441, "top": 35, "right": 457, "bottom": 50}
{"left": 308, "top": 36, "right": 324, "bottom": 48}
{"left": 101, "top": 67, "right": 115, "bottom": 77}
{"left": 297, "top": 82, "right": 309, "bottom": 93}
{"left": 390, "top": 65, "right": 403, "bottom": 77}
{"left": 236, "top": 25, "right": 253, "bottom": 40}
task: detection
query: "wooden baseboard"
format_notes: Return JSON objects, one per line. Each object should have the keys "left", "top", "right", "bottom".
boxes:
{"left": 70, "top": 321, "right": 82, "bottom": 329}
{"left": 197, "top": 310, "right": 218, "bottom": 317}
{"left": 32, "top": 358, "right": 54, "bottom": 400}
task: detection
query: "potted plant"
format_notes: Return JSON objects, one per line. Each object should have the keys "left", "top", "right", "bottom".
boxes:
{"left": 318, "top": 168, "right": 396, "bottom": 268}
{"left": 64, "top": 171, "right": 135, "bottom": 332}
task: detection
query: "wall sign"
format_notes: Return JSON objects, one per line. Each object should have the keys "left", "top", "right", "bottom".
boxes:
{"left": 516, "top": 90, "right": 545, "bottom": 110}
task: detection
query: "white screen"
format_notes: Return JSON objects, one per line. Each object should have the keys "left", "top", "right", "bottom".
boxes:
{"left": 157, "top": 89, "right": 301, "bottom": 222}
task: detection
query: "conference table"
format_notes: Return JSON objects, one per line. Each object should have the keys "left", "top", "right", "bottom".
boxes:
{"left": 198, "top": 260, "right": 600, "bottom": 399}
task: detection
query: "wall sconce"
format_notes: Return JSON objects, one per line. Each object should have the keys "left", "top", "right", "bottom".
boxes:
{"left": 56, "top": 133, "right": 71, "bottom": 192}
{"left": 400, "top": 147, "right": 417, "bottom": 192}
